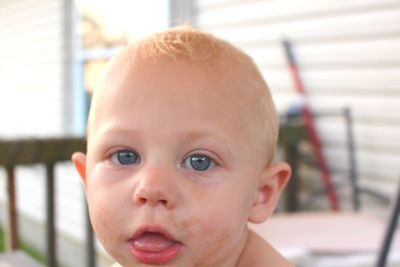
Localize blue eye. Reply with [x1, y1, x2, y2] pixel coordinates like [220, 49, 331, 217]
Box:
[111, 150, 139, 165]
[184, 154, 215, 171]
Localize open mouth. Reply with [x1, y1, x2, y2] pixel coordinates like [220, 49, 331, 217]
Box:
[128, 227, 183, 265]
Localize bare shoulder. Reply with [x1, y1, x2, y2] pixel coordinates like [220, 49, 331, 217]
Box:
[237, 230, 294, 267]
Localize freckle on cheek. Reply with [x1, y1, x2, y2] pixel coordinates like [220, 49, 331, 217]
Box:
[179, 217, 199, 228]
[175, 217, 203, 240]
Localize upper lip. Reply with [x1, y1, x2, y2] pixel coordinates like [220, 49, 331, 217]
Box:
[129, 224, 180, 243]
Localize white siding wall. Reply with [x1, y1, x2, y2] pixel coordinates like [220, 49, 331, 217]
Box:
[0, 0, 65, 137]
[195, 0, 400, 199]
[0, 1, 92, 266]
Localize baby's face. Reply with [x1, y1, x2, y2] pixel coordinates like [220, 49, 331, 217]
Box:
[84, 58, 269, 267]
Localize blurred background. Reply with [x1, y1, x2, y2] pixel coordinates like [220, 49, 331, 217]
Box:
[0, 0, 399, 266]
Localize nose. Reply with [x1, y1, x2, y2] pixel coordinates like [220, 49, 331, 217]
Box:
[132, 165, 179, 209]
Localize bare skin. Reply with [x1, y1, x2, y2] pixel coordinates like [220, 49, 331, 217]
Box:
[73, 52, 292, 267]
[236, 230, 294, 267]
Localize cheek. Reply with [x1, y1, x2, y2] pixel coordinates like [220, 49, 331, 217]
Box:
[187, 215, 243, 266]
[86, 180, 128, 246]
[87, 199, 131, 264]
[87, 193, 116, 237]
[179, 194, 249, 265]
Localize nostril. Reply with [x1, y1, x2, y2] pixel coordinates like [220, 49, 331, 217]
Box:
[139, 197, 147, 205]
[134, 194, 147, 205]
[159, 199, 168, 206]
[133, 193, 169, 207]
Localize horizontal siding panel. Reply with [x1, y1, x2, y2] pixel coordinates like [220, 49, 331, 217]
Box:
[0, 0, 64, 137]
[57, 216, 85, 241]
[198, 0, 399, 18]
[2, 66, 62, 82]
[297, 147, 398, 186]
[0, 11, 61, 33]
[274, 95, 400, 124]
[290, 38, 400, 67]
[305, 95, 399, 112]
[0, 31, 63, 57]
[298, 171, 398, 207]
[295, 68, 400, 87]
[0, 0, 61, 22]
[55, 164, 86, 240]
[246, 38, 400, 69]
[261, 69, 294, 89]
[0, 53, 64, 66]
[0, 0, 58, 9]
[261, 68, 400, 93]
[196, 0, 235, 9]
[323, 146, 400, 182]
[0, 102, 62, 118]
[198, 0, 400, 26]
[16, 166, 46, 221]
[201, 8, 400, 44]
[314, 120, 400, 151]
[0, 82, 62, 95]
[245, 45, 284, 66]
[0, 119, 64, 137]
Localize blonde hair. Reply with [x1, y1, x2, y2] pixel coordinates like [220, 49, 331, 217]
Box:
[91, 25, 279, 165]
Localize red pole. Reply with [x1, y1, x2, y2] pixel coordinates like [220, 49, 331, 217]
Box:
[283, 40, 340, 211]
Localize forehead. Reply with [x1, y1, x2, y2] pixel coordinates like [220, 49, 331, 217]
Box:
[92, 57, 257, 125]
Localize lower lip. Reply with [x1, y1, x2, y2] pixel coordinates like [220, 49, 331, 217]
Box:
[128, 241, 183, 265]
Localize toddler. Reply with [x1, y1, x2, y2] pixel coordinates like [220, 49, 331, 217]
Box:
[72, 26, 292, 267]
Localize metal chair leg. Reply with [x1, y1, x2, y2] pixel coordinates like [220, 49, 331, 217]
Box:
[376, 178, 400, 267]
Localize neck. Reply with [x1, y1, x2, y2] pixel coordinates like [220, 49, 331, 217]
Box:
[235, 229, 294, 267]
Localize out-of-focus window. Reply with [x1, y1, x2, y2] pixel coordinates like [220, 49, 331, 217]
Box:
[76, 0, 170, 93]
[77, 0, 170, 49]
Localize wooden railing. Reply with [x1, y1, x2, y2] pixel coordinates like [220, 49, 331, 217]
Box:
[0, 137, 95, 267]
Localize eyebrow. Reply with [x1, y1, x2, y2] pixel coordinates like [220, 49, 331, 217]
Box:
[94, 122, 233, 140]
[90, 126, 234, 152]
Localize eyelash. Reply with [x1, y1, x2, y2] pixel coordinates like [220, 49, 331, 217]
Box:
[108, 149, 218, 172]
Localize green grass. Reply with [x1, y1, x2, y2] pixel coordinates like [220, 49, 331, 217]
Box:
[0, 225, 45, 263]
[0, 227, 4, 252]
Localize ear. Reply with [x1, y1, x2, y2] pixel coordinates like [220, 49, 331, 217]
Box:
[72, 152, 87, 185]
[249, 162, 291, 224]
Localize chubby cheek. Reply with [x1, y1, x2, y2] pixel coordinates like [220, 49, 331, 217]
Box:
[181, 202, 248, 266]
[88, 195, 114, 239]
[86, 180, 128, 252]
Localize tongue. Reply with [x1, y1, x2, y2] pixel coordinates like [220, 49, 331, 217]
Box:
[132, 232, 176, 252]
